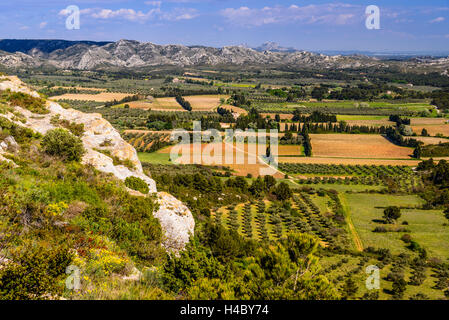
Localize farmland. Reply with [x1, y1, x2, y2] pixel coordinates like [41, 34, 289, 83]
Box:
[343, 194, 449, 260]
[50, 92, 131, 102]
[15, 61, 449, 301]
[184, 94, 228, 111]
[309, 134, 413, 159]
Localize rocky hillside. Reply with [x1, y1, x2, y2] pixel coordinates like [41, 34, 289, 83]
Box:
[0, 75, 194, 252]
[0, 39, 384, 70]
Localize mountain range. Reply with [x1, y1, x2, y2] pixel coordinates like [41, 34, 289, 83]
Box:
[0, 39, 448, 72]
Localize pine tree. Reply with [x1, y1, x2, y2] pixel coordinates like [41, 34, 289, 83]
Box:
[413, 145, 422, 159]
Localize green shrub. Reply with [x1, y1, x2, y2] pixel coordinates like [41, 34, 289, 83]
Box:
[125, 176, 149, 194]
[41, 128, 85, 162]
[0, 244, 73, 300]
[2, 90, 48, 114]
[94, 148, 136, 170]
[50, 115, 85, 137]
[0, 116, 36, 143]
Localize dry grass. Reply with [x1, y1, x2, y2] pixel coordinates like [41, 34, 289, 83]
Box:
[157, 142, 282, 177]
[183, 76, 210, 83]
[123, 101, 154, 110]
[261, 113, 293, 120]
[150, 97, 185, 111]
[413, 136, 449, 145]
[410, 118, 449, 136]
[51, 92, 131, 102]
[184, 95, 229, 111]
[278, 145, 302, 156]
[221, 104, 248, 115]
[410, 118, 448, 125]
[345, 119, 395, 127]
[53, 86, 107, 92]
[310, 134, 413, 158]
[279, 157, 421, 166]
[412, 125, 449, 136]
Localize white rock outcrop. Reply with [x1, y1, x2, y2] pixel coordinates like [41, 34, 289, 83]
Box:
[154, 192, 195, 252]
[0, 76, 194, 251]
[0, 135, 18, 166]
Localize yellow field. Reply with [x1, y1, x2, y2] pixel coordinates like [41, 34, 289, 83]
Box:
[410, 118, 448, 125]
[413, 136, 449, 145]
[156, 142, 282, 178]
[150, 97, 185, 111]
[50, 92, 131, 102]
[279, 157, 421, 166]
[184, 95, 229, 111]
[53, 86, 107, 92]
[412, 125, 449, 136]
[345, 119, 395, 127]
[261, 113, 293, 120]
[278, 145, 302, 156]
[310, 134, 413, 159]
[221, 104, 248, 115]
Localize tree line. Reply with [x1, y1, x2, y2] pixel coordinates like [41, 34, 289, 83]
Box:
[175, 95, 192, 111]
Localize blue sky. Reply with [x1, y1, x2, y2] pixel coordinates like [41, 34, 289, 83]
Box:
[1, 0, 449, 52]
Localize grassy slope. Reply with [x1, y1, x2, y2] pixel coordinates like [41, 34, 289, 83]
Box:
[343, 193, 449, 259]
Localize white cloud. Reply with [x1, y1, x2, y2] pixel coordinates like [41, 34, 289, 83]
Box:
[430, 17, 445, 23]
[39, 22, 48, 29]
[91, 8, 161, 21]
[59, 6, 198, 23]
[58, 8, 70, 16]
[58, 8, 92, 16]
[220, 3, 361, 27]
[162, 8, 198, 21]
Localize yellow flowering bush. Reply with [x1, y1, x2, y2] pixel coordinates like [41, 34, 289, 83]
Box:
[44, 201, 68, 217]
[86, 248, 129, 277]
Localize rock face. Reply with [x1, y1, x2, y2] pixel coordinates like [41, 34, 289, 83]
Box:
[154, 192, 195, 252]
[0, 136, 18, 165]
[0, 39, 382, 70]
[0, 76, 194, 251]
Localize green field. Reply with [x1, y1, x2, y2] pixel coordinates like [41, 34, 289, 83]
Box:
[298, 100, 433, 111]
[343, 193, 449, 259]
[319, 253, 446, 300]
[295, 183, 384, 192]
[138, 151, 173, 164]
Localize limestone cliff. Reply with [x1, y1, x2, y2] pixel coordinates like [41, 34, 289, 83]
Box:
[0, 76, 194, 252]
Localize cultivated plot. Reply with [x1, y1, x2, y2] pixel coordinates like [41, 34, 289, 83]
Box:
[343, 193, 449, 260]
[310, 134, 413, 159]
[50, 92, 131, 102]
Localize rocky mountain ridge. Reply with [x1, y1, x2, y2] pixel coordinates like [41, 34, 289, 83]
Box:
[0, 39, 383, 70]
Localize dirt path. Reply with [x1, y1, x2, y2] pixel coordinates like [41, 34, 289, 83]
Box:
[339, 194, 363, 251]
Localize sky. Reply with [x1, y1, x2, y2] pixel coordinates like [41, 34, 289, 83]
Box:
[1, 0, 449, 52]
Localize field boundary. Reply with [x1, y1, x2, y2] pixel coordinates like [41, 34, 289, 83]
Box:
[339, 194, 363, 252]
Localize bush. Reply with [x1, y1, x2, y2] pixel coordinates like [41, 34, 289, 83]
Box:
[41, 128, 85, 162]
[0, 244, 73, 300]
[0, 116, 36, 143]
[125, 176, 149, 194]
[383, 206, 401, 223]
[50, 115, 85, 137]
[401, 234, 412, 243]
[273, 182, 292, 201]
[373, 226, 387, 233]
[2, 90, 48, 114]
